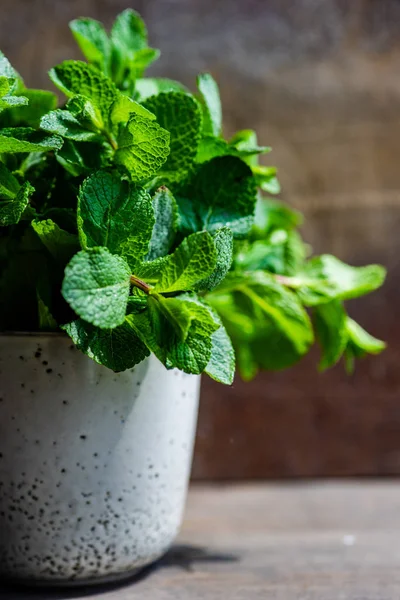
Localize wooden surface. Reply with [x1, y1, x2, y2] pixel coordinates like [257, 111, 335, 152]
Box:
[1, 0, 400, 477]
[3, 482, 400, 599]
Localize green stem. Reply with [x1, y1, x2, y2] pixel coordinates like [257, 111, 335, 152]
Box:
[130, 275, 152, 294]
[102, 129, 118, 151]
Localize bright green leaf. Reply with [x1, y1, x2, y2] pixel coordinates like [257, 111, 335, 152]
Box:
[115, 113, 170, 181]
[62, 247, 131, 329]
[197, 73, 222, 137]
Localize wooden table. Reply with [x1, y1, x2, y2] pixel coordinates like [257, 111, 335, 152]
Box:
[2, 482, 400, 599]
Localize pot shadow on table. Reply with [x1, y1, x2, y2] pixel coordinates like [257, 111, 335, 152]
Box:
[0, 545, 239, 599]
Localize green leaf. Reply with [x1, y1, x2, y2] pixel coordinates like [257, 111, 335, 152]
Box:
[128, 293, 219, 374]
[134, 78, 188, 101]
[130, 47, 160, 77]
[64, 318, 149, 372]
[56, 139, 111, 177]
[78, 170, 154, 269]
[146, 186, 178, 260]
[313, 301, 348, 371]
[143, 92, 202, 177]
[115, 114, 170, 181]
[141, 231, 217, 293]
[346, 317, 386, 356]
[49, 60, 118, 121]
[229, 129, 271, 166]
[0, 51, 21, 84]
[205, 311, 235, 384]
[208, 271, 314, 376]
[0, 127, 63, 153]
[0, 181, 34, 226]
[296, 255, 386, 306]
[109, 93, 155, 129]
[252, 197, 302, 240]
[344, 318, 386, 373]
[178, 156, 257, 237]
[2, 89, 57, 127]
[197, 227, 233, 291]
[0, 161, 20, 199]
[70, 18, 111, 73]
[62, 248, 131, 329]
[196, 136, 271, 164]
[111, 9, 148, 54]
[197, 73, 222, 137]
[40, 108, 102, 142]
[37, 290, 58, 330]
[252, 165, 281, 194]
[32, 218, 79, 263]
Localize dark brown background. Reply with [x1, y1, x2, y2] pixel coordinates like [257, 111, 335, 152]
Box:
[1, 0, 399, 478]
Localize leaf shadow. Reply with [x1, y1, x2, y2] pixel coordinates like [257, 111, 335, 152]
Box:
[0, 544, 239, 599]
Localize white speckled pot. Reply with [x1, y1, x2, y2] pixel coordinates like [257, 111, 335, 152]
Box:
[0, 334, 200, 586]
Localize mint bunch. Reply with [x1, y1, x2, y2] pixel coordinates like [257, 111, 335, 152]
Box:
[0, 10, 386, 384]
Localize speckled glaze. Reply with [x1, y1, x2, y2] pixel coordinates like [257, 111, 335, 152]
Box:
[0, 334, 200, 586]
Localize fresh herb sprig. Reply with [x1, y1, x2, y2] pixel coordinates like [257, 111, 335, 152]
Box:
[0, 9, 386, 383]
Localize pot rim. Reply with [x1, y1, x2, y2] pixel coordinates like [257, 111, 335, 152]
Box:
[0, 331, 67, 338]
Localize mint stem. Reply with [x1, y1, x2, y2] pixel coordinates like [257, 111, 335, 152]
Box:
[130, 275, 152, 294]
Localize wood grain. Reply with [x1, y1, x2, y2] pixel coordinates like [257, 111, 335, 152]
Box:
[2, 482, 400, 599]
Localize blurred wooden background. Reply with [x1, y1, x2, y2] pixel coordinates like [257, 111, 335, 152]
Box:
[1, 0, 399, 478]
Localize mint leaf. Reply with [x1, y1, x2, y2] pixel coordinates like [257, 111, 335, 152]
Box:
[115, 114, 170, 181]
[139, 231, 217, 293]
[0, 127, 63, 153]
[78, 170, 154, 269]
[0, 181, 34, 226]
[143, 92, 202, 177]
[252, 197, 302, 240]
[0, 51, 21, 84]
[56, 139, 111, 177]
[146, 186, 178, 260]
[197, 73, 222, 137]
[296, 255, 386, 305]
[229, 129, 271, 165]
[32, 218, 79, 263]
[346, 318, 386, 356]
[64, 318, 149, 372]
[134, 78, 188, 101]
[40, 108, 102, 142]
[49, 60, 118, 121]
[197, 227, 233, 291]
[313, 300, 348, 371]
[111, 9, 147, 53]
[178, 156, 257, 237]
[0, 161, 20, 199]
[128, 293, 219, 374]
[205, 311, 235, 385]
[2, 89, 57, 128]
[70, 18, 111, 73]
[37, 290, 58, 330]
[252, 165, 281, 194]
[208, 271, 314, 376]
[344, 318, 386, 373]
[109, 94, 155, 129]
[62, 248, 131, 329]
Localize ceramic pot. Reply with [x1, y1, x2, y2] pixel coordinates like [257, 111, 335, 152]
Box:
[0, 333, 200, 586]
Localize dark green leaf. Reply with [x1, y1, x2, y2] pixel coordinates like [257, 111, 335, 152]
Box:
[178, 156, 257, 238]
[78, 170, 154, 269]
[64, 318, 149, 372]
